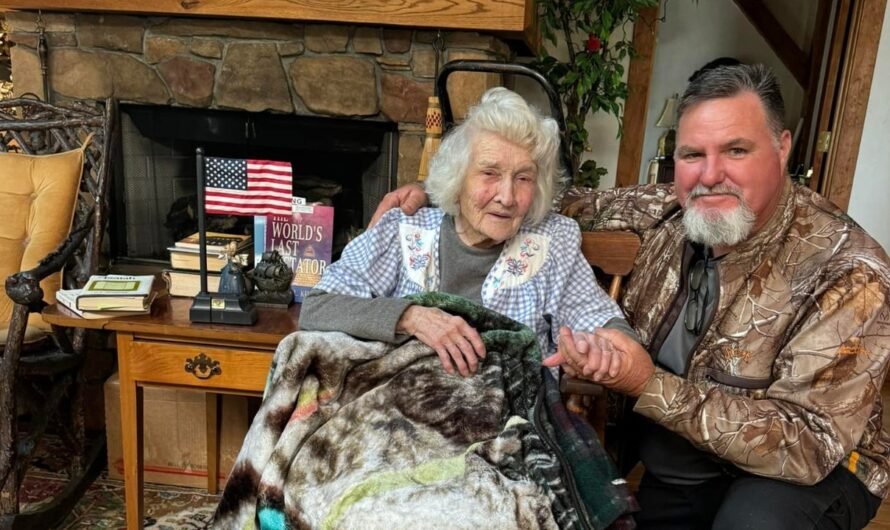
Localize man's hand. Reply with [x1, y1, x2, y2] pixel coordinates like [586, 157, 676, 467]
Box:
[397, 305, 486, 377]
[368, 183, 428, 227]
[543, 326, 655, 397]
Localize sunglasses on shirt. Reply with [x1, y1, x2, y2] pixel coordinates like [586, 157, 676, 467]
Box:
[685, 259, 708, 335]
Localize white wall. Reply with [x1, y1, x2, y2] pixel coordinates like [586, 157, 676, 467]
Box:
[848, 4, 890, 252]
[638, 0, 806, 183]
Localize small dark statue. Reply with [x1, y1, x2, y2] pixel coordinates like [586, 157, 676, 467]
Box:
[250, 250, 295, 308]
[218, 242, 252, 296]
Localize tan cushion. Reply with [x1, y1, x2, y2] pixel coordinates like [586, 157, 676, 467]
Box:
[0, 323, 50, 347]
[0, 148, 85, 330]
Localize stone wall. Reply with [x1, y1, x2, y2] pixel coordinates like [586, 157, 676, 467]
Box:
[5, 12, 513, 185]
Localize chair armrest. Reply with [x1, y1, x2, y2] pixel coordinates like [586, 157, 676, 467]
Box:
[560, 376, 605, 397]
[4, 211, 94, 311]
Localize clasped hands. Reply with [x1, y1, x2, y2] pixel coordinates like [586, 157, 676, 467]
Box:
[544, 327, 655, 397]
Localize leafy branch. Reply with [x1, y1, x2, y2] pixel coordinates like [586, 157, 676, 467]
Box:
[535, 0, 657, 188]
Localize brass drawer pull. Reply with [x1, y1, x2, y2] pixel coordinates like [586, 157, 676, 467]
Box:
[184, 353, 221, 380]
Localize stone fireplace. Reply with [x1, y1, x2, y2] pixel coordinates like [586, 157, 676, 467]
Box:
[4, 11, 516, 261]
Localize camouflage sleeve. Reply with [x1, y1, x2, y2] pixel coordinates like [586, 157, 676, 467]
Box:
[633, 264, 890, 485]
[560, 183, 679, 233]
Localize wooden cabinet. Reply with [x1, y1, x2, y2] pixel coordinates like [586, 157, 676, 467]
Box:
[121, 337, 273, 393]
[43, 296, 300, 529]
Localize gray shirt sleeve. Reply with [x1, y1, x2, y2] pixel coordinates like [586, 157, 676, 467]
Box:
[299, 288, 414, 343]
[603, 316, 640, 343]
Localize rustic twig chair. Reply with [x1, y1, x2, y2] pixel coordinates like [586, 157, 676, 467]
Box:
[0, 96, 116, 528]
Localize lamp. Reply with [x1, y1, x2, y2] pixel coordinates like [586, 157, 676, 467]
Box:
[646, 94, 678, 184]
[647, 94, 679, 184]
[655, 93, 678, 156]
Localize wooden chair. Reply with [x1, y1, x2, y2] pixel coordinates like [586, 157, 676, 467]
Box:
[0, 97, 116, 528]
[560, 231, 641, 442]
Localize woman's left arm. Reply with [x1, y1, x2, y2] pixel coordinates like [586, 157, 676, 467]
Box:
[300, 209, 413, 341]
[541, 219, 639, 381]
[300, 289, 413, 343]
[549, 218, 626, 338]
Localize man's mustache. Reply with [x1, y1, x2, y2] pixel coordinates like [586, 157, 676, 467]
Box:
[687, 183, 743, 200]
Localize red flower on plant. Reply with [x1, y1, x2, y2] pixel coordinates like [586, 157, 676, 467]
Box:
[586, 34, 602, 53]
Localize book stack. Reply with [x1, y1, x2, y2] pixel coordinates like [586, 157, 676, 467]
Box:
[165, 232, 251, 297]
[56, 275, 157, 319]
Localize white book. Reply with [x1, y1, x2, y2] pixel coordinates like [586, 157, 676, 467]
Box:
[56, 288, 151, 319]
[75, 274, 156, 311]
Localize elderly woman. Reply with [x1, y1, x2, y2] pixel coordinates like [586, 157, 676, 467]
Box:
[300, 87, 631, 375]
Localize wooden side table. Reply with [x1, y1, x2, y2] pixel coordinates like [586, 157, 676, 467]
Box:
[43, 296, 300, 530]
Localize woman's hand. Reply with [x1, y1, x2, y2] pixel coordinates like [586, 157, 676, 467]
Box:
[397, 305, 486, 377]
[543, 326, 654, 397]
[554, 327, 622, 381]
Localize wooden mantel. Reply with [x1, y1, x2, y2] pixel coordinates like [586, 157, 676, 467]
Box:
[0, 0, 539, 49]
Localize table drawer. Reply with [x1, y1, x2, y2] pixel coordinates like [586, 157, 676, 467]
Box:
[124, 340, 273, 392]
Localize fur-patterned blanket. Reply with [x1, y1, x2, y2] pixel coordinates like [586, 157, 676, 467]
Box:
[211, 293, 634, 530]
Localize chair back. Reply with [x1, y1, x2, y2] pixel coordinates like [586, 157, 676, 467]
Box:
[580, 231, 641, 300]
[0, 97, 117, 291]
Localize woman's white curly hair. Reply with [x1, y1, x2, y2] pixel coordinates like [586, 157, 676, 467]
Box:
[425, 87, 563, 226]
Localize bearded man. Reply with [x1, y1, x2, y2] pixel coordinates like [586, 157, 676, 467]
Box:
[373, 64, 890, 529]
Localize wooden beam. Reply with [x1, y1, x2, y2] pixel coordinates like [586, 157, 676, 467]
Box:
[615, 6, 658, 188]
[0, 0, 531, 34]
[733, 0, 809, 86]
[820, 0, 887, 211]
[520, 0, 541, 56]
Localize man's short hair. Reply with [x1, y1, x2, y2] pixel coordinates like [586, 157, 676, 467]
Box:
[687, 57, 742, 83]
[677, 63, 786, 140]
[425, 87, 562, 226]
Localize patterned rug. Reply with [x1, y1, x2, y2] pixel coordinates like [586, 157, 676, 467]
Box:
[15, 430, 220, 529]
[22, 470, 219, 529]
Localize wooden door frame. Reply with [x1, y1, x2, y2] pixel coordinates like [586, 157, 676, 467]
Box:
[615, 0, 887, 208]
[817, 0, 887, 211]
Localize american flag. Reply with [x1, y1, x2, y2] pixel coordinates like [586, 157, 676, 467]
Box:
[204, 157, 293, 216]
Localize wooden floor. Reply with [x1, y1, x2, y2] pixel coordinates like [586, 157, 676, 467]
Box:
[870, 503, 890, 529]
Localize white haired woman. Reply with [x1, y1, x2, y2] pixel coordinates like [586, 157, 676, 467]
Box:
[300, 87, 632, 376]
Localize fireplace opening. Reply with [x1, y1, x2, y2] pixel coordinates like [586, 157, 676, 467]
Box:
[111, 104, 398, 265]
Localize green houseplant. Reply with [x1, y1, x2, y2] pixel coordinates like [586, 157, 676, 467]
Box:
[536, 0, 658, 188]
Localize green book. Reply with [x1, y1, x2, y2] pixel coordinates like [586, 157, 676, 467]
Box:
[76, 274, 156, 311]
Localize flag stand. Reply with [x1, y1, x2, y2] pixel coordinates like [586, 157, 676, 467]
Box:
[189, 147, 257, 325]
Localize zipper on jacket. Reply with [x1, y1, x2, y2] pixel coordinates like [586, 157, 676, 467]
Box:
[530, 384, 595, 530]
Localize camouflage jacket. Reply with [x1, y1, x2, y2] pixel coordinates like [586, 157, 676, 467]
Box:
[563, 180, 890, 498]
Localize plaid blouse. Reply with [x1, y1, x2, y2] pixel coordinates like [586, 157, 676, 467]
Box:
[315, 208, 623, 354]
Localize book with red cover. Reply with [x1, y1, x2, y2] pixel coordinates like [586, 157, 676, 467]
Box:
[254, 199, 334, 303]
